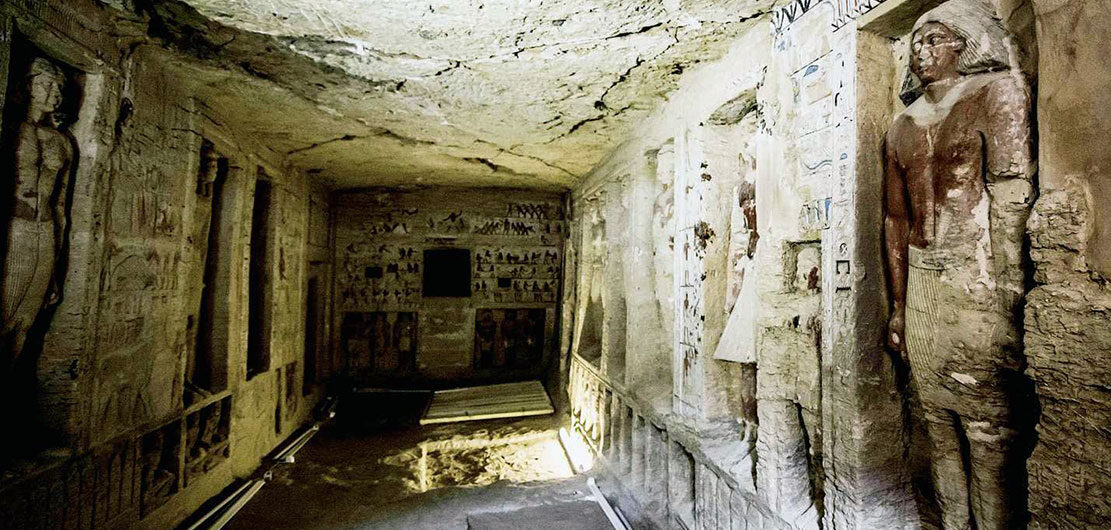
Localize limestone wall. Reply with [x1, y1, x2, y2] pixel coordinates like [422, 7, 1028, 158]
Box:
[0, 1, 329, 528]
[1023, 0, 1111, 527]
[332, 188, 565, 384]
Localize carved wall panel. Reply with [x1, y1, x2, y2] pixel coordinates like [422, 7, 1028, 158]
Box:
[472, 247, 560, 304]
[341, 311, 418, 377]
[184, 397, 230, 487]
[473, 308, 546, 369]
[0, 437, 138, 529]
[333, 188, 564, 381]
[139, 421, 181, 517]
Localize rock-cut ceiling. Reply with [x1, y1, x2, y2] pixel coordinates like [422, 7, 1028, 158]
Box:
[149, 0, 773, 189]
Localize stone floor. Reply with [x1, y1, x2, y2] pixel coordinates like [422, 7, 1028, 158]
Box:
[225, 393, 615, 530]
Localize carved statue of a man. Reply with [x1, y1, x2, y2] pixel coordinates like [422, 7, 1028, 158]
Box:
[2, 58, 74, 365]
[883, 2, 1034, 529]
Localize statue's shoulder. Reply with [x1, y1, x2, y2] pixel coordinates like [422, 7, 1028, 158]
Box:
[981, 72, 1031, 105]
[890, 100, 923, 133]
[971, 71, 1028, 100]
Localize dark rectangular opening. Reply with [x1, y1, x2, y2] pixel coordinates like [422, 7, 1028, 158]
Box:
[247, 175, 273, 379]
[422, 248, 471, 297]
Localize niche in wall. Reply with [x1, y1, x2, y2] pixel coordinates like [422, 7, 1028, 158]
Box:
[422, 248, 471, 297]
[246, 174, 273, 378]
[284, 361, 298, 421]
[303, 273, 322, 395]
[0, 37, 86, 456]
[185, 140, 231, 405]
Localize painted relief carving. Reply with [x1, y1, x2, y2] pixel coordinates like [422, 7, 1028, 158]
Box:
[473, 247, 560, 303]
[2, 57, 76, 373]
[883, 2, 1034, 529]
[340, 245, 420, 308]
[474, 308, 545, 369]
[341, 312, 418, 376]
[139, 424, 180, 515]
[185, 398, 230, 484]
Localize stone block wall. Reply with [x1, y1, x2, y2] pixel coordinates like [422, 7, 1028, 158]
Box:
[0, 0, 330, 528]
[332, 187, 565, 384]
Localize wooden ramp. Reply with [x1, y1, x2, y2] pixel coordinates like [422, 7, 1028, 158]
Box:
[420, 380, 554, 425]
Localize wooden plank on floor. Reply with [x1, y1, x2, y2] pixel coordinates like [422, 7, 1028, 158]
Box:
[420, 380, 554, 425]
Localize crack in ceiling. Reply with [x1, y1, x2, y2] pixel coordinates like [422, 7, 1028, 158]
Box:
[145, 0, 773, 189]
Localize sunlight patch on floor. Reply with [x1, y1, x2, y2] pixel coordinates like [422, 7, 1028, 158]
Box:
[381, 425, 574, 493]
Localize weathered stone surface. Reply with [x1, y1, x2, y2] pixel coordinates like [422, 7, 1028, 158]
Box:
[142, 0, 775, 189]
[0, 1, 331, 528]
[1021, 2, 1111, 520]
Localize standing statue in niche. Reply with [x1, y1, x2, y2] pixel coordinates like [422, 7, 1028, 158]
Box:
[2, 58, 75, 372]
[883, 2, 1033, 529]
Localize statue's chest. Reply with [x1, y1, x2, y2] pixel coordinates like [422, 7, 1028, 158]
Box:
[908, 106, 982, 160]
[35, 128, 69, 177]
[898, 99, 987, 190]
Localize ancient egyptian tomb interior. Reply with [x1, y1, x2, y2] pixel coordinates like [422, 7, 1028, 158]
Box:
[0, 0, 1108, 529]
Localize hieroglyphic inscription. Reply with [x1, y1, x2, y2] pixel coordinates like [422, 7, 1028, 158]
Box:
[473, 246, 560, 304]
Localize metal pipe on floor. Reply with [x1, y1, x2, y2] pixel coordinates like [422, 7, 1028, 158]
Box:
[183, 480, 255, 530]
[207, 479, 268, 530]
[188, 397, 339, 529]
[272, 424, 320, 464]
[587, 477, 629, 530]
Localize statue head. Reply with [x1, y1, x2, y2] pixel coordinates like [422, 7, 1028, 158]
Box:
[198, 141, 220, 197]
[911, 22, 965, 85]
[902, 0, 1015, 101]
[26, 58, 65, 121]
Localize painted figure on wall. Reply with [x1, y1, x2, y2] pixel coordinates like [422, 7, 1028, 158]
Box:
[2, 57, 75, 369]
[394, 313, 416, 371]
[883, 2, 1033, 529]
[475, 309, 497, 368]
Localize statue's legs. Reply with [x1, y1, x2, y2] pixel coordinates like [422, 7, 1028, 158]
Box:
[2, 220, 54, 360]
[906, 264, 973, 530]
[922, 409, 974, 530]
[964, 414, 1018, 530]
[907, 256, 1021, 530]
[945, 305, 1020, 530]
